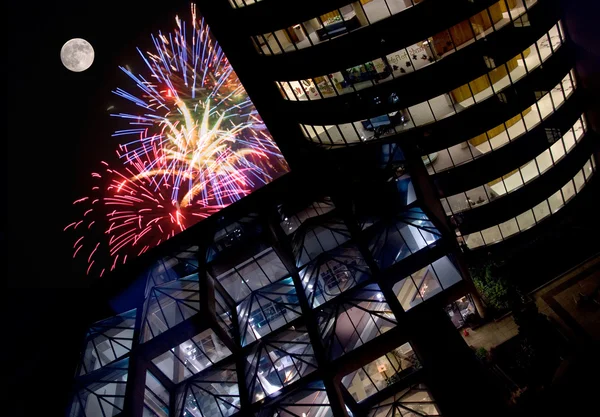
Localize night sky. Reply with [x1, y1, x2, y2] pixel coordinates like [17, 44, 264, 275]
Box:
[5, 1, 188, 415]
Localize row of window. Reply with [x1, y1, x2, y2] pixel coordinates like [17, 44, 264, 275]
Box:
[229, 0, 261, 9]
[441, 114, 586, 217]
[276, 0, 537, 101]
[299, 22, 563, 146]
[424, 70, 576, 175]
[458, 156, 596, 249]
[252, 0, 422, 56]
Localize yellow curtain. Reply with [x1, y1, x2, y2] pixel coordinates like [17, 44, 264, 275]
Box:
[500, 0, 518, 13]
[320, 10, 341, 24]
[431, 0, 504, 55]
[450, 54, 520, 102]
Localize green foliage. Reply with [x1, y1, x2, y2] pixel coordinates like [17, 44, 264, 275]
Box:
[475, 347, 488, 362]
[471, 263, 513, 311]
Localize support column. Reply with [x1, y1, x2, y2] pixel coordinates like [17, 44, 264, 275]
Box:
[122, 299, 146, 417]
[265, 213, 350, 417]
[350, 2, 369, 27]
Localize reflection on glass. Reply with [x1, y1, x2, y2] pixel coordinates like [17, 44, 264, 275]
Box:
[237, 277, 301, 346]
[213, 248, 289, 303]
[177, 362, 240, 417]
[152, 329, 232, 384]
[319, 284, 397, 359]
[245, 327, 317, 402]
[78, 309, 136, 376]
[69, 359, 129, 417]
[393, 256, 462, 311]
[368, 208, 441, 270]
[279, 198, 336, 235]
[292, 218, 351, 267]
[142, 245, 199, 297]
[144, 371, 169, 417]
[300, 245, 371, 308]
[342, 342, 422, 402]
[142, 276, 200, 342]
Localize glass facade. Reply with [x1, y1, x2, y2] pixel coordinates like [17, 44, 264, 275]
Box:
[77, 309, 136, 376]
[425, 70, 577, 175]
[318, 283, 397, 359]
[245, 326, 318, 401]
[252, 0, 420, 56]
[69, 359, 129, 417]
[366, 207, 442, 270]
[459, 156, 596, 249]
[341, 342, 421, 402]
[69, 194, 464, 416]
[299, 22, 564, 145]
[299, 244, 371, 308]
[393, 256, 463, 311]
[367, 383, 442, 416]
[176, 361, 240, 417]
[277, 0, 538, 101]
[152, 329, 232, 384]
[440, 113, 586, 217]
[144, 371, 170, 417]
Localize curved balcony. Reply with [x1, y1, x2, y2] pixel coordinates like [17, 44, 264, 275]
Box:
[296, 23, 566, 146]
[275, 0, 540, 101]
[457, 153, 596, 249]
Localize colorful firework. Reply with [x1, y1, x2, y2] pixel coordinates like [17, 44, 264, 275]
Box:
[66, 4, 289, 276]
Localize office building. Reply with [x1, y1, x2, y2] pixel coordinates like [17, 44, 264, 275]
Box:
[67, 1, 598, 416]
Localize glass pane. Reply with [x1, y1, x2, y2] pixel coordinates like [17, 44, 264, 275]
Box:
[498, 218, 519, 238]
[515, 209, 536, 232]
[481, 225, 502, 245]
[548, 189, 565, 213]
[363, 0, 393, 24]
[561, 179, 576, 202]
[521, 157, 541, 183]
[429, 93, 456, 120]
[573, 169, 585, 192]
[549, 138, 567, 163]
[342, 342, 421, 402]
[393, 276, 422, 311]
[408, 101, 435, 126]
[532, 200, 551, 222]
[464, 231, 484, 249]
[152, 329, 231, 383]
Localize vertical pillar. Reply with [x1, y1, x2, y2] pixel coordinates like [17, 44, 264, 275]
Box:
[122, 294, 146, 417]
[351, 2, 369, 27]
[265, 213, 350, 417]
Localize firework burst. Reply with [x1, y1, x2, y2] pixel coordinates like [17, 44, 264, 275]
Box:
[67, 4, 288, 276]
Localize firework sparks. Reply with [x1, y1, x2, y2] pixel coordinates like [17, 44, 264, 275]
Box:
[67, 4, 288, 276]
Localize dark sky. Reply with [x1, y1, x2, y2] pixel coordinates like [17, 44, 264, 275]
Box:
[6, 1, 185, 288]
[5, 1, 186, 415]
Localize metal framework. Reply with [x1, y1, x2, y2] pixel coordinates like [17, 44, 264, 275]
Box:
[68, 193, 476, 417]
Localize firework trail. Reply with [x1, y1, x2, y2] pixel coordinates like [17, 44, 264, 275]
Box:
[66, 4, 288, 276]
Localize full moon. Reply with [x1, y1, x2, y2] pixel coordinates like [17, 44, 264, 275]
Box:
[60, 38, 94, 72]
